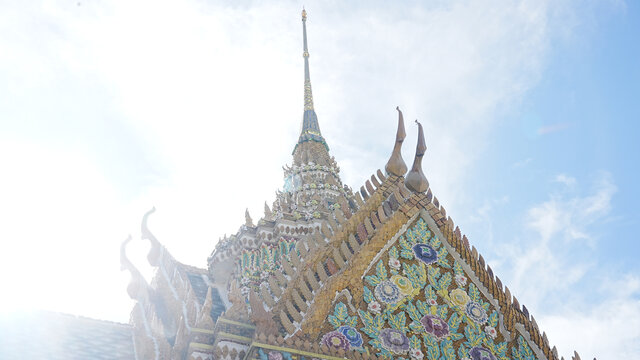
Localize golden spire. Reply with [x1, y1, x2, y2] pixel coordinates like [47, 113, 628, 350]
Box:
[385, 106, 408, 176]
[302, 7, 313, 111]
[294, 8, 328, 152]
[405, 120, 429, 193]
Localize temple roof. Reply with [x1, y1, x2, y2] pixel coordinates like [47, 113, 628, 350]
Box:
[0, 311, 135, 360]
[242, 110, 569, 360]
[120, 11, 589, 360]
[185, 269, 225, 322]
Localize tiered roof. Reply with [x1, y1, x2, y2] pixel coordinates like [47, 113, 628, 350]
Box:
[0, 311, 135, 360]
[116, 9, 591, 360]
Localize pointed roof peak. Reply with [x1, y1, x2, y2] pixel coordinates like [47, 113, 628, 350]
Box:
[294, 8, 328, 154]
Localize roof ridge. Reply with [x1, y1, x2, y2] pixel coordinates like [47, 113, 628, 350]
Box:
[5, 310, 134, 328]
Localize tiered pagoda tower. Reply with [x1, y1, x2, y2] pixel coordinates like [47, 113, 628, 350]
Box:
[118, 10, 589, 360]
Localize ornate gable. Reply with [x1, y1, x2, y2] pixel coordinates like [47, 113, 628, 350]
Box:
[306, 213, 541, 360]
[277, 108, 558, 359]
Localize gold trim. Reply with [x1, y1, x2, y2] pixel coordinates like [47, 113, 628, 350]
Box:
[217, 331, 253, 343]
[189, 342, 214, 350]
[252, 342, 352, 360]
[191, 327, 214, 334]
[217, 318, 256, 329]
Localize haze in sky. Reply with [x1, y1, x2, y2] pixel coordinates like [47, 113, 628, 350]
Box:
[0, 1, 639, 359]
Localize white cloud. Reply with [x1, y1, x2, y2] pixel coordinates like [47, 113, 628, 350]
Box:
[542, 274, 640, 359]
[468, 196, 510, 247]
[492, 172, 635, 359]
[526, 172, 615, 246]
[554, 173, 577, 186]
[513, 157, 534, 168]
[0, 139, 137, 321]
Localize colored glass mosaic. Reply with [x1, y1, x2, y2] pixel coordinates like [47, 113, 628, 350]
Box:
[321, 217, 539, 360]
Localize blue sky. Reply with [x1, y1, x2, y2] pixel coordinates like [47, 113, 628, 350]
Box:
[456, 2, 640, 355]
[0, 1, 638, 359]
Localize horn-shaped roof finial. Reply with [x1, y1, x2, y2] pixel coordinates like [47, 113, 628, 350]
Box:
[405, 120, 429, 193]
[385, 106, 408, 176]
[120, 235, 151, 302]
[141, 207, 162, 267]
[245, 208, 254, 227]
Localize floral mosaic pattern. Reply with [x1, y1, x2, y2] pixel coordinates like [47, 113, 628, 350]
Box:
[321, 331, 351, 351]
[379, 328, 411, 354]
[375, 280, 402, 304]
[339, 326, 364, 348]
[257, 349, 293, 360]
[322, 302, 364, 351]
[412, 244, 438, 265]
[420, 315, 449, 339]
[323, 217, 538, 360]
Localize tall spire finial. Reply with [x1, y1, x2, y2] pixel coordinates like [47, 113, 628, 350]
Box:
[405, 120, 429, 193]
[294, 8, 328, 153]
[302, 7, 313, 111]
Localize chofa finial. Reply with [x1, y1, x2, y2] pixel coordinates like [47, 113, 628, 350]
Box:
[141, 207, 162, 267]
[385, 106, 408, 177]
[120, 235, 151, 302]
[245, 208, 254, 227]
[405, 120, 429, 193]
[264, 201, 274, 221]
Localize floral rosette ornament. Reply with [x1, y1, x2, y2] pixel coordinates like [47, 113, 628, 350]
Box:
[337, 326, 363, 348]
[388, 257, 401, 270]
[420, 314, 450, 339]
[390, 275, 414, 296]
[427, 298, 437, 306]
[321, 331, 350, 351]
[267, 351, 283, 360]
[485, 325, 497, 339]
[449, 288, 470, 308]
[379, 328, 410, 354]
[409, 348, 425, 360]
[412, 243, 438, 264]
[469, 346, 497, 360]
[374, 280, 401, 304]
[465, 302, 488, 324]
[368, 301, 382, 314]
[455, 274, 467, 286]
